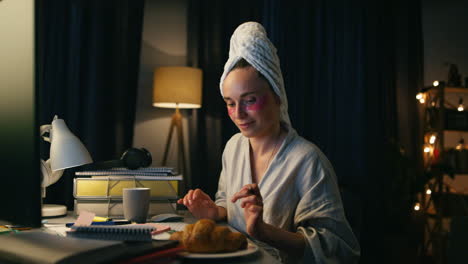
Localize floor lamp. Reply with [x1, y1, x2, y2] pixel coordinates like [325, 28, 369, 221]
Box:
[152, 67, 202, 186]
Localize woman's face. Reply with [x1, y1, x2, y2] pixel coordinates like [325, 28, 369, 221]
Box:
[222, 66, 280, 138]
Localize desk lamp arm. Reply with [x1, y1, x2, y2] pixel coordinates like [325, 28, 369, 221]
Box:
[40, 159, 64, 198]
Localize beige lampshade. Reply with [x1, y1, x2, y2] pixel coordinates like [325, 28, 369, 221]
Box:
[153, 66, 202, 109]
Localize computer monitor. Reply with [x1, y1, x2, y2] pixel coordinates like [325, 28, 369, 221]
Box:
[0, 0, 42, 227]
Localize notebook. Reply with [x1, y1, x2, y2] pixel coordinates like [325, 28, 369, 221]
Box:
[67, 224, 156, 242]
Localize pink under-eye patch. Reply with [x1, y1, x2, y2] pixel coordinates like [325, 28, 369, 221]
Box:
[246, 95, 267, 111]
[228, 107, 235, 116]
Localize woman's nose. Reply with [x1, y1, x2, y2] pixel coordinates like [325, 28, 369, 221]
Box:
[234, 105, 247, 119]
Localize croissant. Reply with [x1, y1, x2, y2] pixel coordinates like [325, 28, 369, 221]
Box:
[169, 219, 247, 253]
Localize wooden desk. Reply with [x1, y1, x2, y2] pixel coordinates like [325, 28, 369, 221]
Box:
[43, 211, 281, 264]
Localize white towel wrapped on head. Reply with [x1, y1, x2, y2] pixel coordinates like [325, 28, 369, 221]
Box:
[219, 21, 291, 128]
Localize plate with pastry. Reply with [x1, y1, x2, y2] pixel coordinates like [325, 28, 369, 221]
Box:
[169, 219, 259, 259]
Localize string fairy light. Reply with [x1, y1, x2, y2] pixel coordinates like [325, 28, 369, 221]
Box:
[414, 202, 421, 211]
[458, 97, 464, 112]
[424, 145, 432, 153]
[456, 138, 464, 150]
[416, 81, 440, 105]
[416, 80, 443, 215]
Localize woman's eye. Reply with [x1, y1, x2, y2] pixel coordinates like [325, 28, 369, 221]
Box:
[226, 103, 235, 107]
[245, 98, 256, 104]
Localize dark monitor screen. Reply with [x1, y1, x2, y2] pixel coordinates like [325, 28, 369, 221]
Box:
[0, 0, 42, 227]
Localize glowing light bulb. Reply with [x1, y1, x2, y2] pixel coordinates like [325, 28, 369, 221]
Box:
[416, 93, 423, 100]
[456, 138, 464, 150]
[426, 189, 432, 195]
[429, 135, 436, 144]
[424, 146, 431, 153]
[458, 97, 464, 112]
[433, 80, 439, 87]
[419, 98, 426, 104]
[414, 203, 421, 211]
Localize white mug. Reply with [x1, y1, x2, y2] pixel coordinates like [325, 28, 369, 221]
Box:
[123, 188, 150, 223]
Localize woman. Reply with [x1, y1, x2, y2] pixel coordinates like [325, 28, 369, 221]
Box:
[177, 22, 360, 263]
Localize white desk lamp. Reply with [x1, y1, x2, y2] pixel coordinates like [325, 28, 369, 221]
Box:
[40, 115, 93, 217]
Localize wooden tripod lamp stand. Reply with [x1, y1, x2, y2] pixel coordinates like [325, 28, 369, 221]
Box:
[152, 67, 202, 178]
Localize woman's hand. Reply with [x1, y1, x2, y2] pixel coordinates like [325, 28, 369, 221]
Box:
[231, 183, 264, 238]
[177, 189, 220, 220]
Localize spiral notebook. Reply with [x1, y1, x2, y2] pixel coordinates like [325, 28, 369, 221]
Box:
[67, 225, 156, 242]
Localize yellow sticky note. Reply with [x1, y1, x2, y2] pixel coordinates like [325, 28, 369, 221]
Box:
[93, 216, 111, 222]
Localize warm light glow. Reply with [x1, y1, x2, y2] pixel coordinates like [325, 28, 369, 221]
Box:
[433, 80, 439, 87]
[426, 189, 432, 195]
[424, 146, 431, 153]
[429, 135, 436, 144]
[431, 101, 436, 107]
[419, 98, 426, 104]
[153, 67, 203, 109]
[456, 138, 464, 150]
[414, 203, 421, 211]
[416, 93, 423, 100]
[458, 105, 464, 111]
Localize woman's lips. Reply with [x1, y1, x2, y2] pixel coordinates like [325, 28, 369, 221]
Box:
[238, 121, 254, 129]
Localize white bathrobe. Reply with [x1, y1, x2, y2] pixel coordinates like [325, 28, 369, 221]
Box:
[215, 128, 361, 263]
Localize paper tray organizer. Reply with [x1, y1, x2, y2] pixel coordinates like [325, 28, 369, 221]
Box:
[73, 176, 181, 199]
[73, 176, 182, 218]
[74, 199, 177, 218]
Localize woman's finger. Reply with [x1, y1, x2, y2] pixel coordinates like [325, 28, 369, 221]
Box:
[193, 188, 209, 200]
[231, 191, 249, 203]
[244, 203, 263, 215]
[187, 189, 195, 200]
[231, 184, 262, 203]
[184, 190, 193, 205]
[247, 204, 263, 213]
[231, 185, 255, 202]
[240, 195, 262, 208]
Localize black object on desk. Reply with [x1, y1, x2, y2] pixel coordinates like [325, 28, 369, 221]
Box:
[0, 231, 177, 264]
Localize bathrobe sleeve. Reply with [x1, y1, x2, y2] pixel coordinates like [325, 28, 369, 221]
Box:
[294, 152, 360, 264]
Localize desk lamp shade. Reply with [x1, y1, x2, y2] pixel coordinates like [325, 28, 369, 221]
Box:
[41, 116, 93, 217]
[48, 118, 93, 171]
[153, 67, 202, 109]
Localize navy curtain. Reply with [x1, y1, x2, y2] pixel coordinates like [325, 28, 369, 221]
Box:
[263, 0, 424, 263]
[37, 0, 145, 209]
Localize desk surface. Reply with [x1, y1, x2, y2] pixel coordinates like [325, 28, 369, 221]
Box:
[41, 211, 280, 264]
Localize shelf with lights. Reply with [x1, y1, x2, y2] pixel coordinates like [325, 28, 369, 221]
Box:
[419, 85, 468, 110]
[415, 80, 468, 263]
